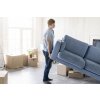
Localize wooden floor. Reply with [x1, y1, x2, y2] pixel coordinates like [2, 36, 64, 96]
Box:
[7, 63, 100, 84]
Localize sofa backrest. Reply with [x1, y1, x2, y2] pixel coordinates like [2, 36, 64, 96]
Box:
[85, 46, 100, 64]
[63, 35, 89, 57]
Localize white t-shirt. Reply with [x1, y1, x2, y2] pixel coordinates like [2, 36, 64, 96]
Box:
[43, 28, 54, 52]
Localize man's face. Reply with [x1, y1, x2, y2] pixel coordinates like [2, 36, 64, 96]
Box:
[49, 23, 55, 29]
[52, 23, 55, 28]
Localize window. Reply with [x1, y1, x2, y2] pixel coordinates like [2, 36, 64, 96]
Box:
[8, 29, 21, 54]
[8, 17, 33, 55]
[22, 29, 32, 53]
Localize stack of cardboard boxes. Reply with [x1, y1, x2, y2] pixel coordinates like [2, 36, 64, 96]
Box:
[57, 64, 84, 79]
[5, 49, 38, 68]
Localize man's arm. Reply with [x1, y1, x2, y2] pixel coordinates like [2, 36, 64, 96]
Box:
[46, 33, 52, 57]
[47, 39, 52, 57]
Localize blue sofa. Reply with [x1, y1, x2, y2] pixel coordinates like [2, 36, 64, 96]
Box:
[51, 35, 100, 81]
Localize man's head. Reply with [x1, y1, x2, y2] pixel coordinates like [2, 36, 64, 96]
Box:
[48, 19, 55, 29]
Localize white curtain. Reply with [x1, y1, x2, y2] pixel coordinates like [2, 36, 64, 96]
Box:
[0, 18, 6, 67]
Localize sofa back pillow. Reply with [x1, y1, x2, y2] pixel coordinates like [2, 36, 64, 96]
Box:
[85, 46, 100, 64]
[64, 35, 89, 57]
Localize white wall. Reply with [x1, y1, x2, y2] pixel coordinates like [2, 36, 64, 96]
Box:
[33, 17, 43, 49]
[0, 17, 43, 53]
[42, 17, 100, 44]
[1, 17, 100, 53]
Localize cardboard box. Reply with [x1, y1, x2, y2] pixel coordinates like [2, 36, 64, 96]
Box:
[22, 54, 28, 66]
[28, 57, 38, 67]
[68, 70, 84, 79]
[6, 55, 24, 69]
[31, 49, 38, 62]
[57, 64, 70, 76]
[28, 49, 38, 67]
[0, 70, 8, 84]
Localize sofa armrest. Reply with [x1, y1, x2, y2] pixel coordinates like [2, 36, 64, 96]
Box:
[51, 40, 62, 60]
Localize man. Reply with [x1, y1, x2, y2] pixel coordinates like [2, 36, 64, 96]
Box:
[43, 19, 55, 84]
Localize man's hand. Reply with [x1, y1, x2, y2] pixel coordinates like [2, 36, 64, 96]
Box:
[49, 53, 51, 58]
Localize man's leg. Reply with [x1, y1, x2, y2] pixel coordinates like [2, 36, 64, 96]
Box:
[43, 50, 50, 81]
[43, 50, 49, 66]
[43, 58, 53, 81]
[43, 50, 53, 81]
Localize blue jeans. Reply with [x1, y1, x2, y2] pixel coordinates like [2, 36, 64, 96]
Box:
[43, 50, 53, 81]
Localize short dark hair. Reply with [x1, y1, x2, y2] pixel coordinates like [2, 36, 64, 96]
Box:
[48, 19, 55, 25]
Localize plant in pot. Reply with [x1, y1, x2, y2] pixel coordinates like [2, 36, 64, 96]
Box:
[28, 50, 33, 58]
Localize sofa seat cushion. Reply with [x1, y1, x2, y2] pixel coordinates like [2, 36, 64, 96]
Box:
[58, 50, 85, 69]
[85, 59, 100, 75]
